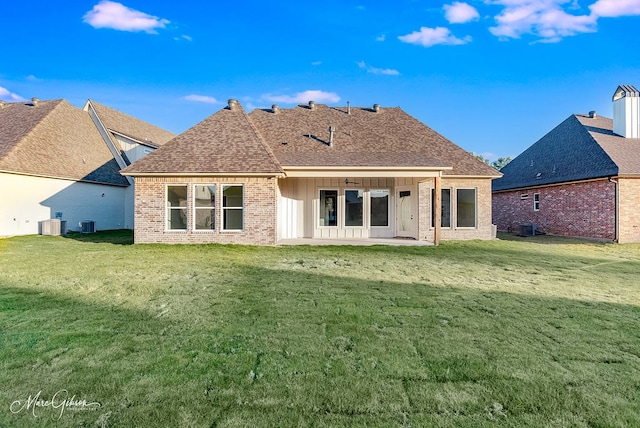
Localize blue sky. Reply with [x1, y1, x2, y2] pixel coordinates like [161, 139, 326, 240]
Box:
[2, 1, 640, 160]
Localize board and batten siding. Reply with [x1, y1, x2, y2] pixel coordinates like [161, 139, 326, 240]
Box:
[112, 134, 156, 165]
[278, 177, 410, 240]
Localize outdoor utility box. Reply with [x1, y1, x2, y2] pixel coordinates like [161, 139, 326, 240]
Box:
[81, 220, 96, 233]
[40, 219, 67, 236]
[519, 223, 537, 236]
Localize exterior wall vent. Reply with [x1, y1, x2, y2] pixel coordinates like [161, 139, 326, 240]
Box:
[612, 85, 639, 138]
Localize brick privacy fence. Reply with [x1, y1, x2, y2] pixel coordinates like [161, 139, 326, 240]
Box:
[133, 176, 277, 245]
[492, 179, 616, 240]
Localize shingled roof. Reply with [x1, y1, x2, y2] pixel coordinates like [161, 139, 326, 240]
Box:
[121, 100, 283, 175]
[123, 101, 499, 177]
[0, 99, 129, 186]
[88, 100, 175, 148]
[492, 113, 640, 192]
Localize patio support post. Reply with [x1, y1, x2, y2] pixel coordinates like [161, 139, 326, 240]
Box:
[434, 175, 441, 246]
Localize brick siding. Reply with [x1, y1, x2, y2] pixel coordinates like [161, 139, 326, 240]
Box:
[618, 177, 640, 243]
[420, 178, 495, 241]
[133, 176, 277, 245]
[492, 179, 616, 240]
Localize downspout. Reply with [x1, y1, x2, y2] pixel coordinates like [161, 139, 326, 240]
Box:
[609, 177, 619, 242]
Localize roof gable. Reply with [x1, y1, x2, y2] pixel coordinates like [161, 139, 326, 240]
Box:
[493, 115, 619, 191]
[0, 99, 128, 186]
[122, 102, 283, 175]
[88, 100, 175, 147]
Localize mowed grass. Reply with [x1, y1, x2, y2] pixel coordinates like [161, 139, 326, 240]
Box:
[0, 232, 639, 427]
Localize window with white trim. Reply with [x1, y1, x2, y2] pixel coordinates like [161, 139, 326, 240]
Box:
[456, 188, 477, 228]
[533, 193, 540, 211]
[194, 185, 216, 230]
[222, 185, 243, 231]
[167, 185, 188, 230]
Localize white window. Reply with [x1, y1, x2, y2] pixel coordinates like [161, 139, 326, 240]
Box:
[166, 185, 187, 230]
[194, 185, 216, 230]
[370, 189, 390, 227]
[222, 185, 243, 231]
[534, 193, 540, 211]
[456, 188, 477, 228]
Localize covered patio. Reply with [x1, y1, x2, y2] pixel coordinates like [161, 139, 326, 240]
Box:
[277, 237, 433, 246]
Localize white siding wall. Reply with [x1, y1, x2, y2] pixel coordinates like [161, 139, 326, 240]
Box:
[0, 172, 129, 236]
[613, 95, 640, 138]
[277, 177, 396, 239]
[113, 134, 155, 164]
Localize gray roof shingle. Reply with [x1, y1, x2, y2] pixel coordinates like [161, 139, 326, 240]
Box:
[89, 100, 175, 147]
[0, 99, 129, 186]
[124, 102, 499, 177]
[492, 112, 640, 192]
[122, 102, 283, 175]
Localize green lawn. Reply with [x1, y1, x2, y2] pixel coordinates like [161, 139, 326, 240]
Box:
[1, 232, 639, 427]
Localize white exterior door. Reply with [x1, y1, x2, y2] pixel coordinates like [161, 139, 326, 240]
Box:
[396, 186, 416, 238]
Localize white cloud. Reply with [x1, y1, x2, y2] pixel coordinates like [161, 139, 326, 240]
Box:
[0, 86, 24, 102]
[174, 34, 192, 42]
[263, 90, 341, 104]
[26, 75, 42, 82]
[311, 61, 322, 66]
[357, 61, 400, 76]
[444, 2, 480, 24]
[376, 34, 386, 42]
[398, 26, 472, 47]
[184, 94, 220, 104]
[590, 0, 640, 17]
[83, 1, 170, 34]
[487, 0, 596, 42]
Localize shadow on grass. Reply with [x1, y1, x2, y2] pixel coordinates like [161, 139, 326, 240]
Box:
[63, 229, 133, 245]
[2, 257, 640, 427]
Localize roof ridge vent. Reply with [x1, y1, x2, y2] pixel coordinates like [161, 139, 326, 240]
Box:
[347, 101, 351, 115]
[272, 104, 279, 114]
[228, 99, 239, 111]
[309, 100, 315, 110]
[589, 111, 597, 118]
[373, 103, 380, 113]
[31, 97, 40, 107]
[0, 100, 5, 109]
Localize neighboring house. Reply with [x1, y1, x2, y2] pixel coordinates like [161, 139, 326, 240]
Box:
[122, 99, 500, 245]
[492, 85, 640, 243]
[0, 98, 174, 236]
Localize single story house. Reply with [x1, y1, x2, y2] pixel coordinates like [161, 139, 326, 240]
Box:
[0, 98, 174, 236]
[122, 100, 500, 245]
[492, 85, 640, 243]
